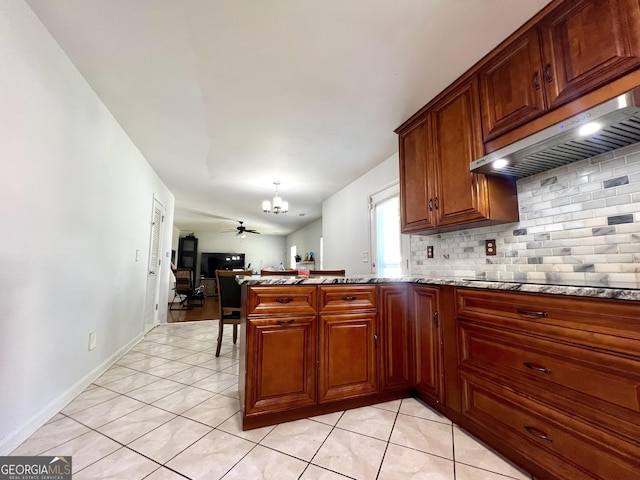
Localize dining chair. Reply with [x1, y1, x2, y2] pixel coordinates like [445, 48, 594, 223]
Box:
[309, 269, 346, 276]
[260, 269, 299, 276]
[214, 269, 253, 357]
[170, 268, 205, 309]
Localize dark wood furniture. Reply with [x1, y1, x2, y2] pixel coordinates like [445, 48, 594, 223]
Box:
[177, 236, 198, 288]
[215, 270, 253, 356]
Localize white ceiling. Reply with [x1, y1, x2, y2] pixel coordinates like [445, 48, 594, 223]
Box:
[26, 0, 551, 235]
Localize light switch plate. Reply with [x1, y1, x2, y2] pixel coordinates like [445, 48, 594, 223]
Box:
[88, 332, 97, 351]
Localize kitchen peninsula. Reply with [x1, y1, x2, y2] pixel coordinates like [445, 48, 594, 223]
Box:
[237, 274, 640, 480]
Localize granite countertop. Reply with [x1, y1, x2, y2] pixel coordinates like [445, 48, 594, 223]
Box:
[237, 275, 640, 302]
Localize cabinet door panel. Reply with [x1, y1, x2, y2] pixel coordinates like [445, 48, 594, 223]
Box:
[379, 285, 412, 392]
[399, 116, 435, 232]
[245, 316, 317, 414]
[319, 313, 378, 402]
[479, 29, 547, 140]
[541, 0, 640, 108]
[431, 79, 488, 227]
[413, 286, 443, 403]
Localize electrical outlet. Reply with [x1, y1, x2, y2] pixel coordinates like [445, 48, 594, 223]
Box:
[427, 246, 434, 258]
[485, 239, 497, 256]
[88, 332, 97, 351]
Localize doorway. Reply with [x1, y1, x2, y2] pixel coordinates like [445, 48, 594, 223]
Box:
[144, 197, 164, 332]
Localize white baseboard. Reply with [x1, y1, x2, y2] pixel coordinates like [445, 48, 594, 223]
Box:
[0, 332, 144, 455]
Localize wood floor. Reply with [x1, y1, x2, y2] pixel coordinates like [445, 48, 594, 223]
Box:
[167, 296, 219, 323]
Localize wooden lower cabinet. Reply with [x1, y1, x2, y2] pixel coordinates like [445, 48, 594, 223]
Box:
[379, 285, 413, 392]
[241, 283, 640, 480]
[244, 315, 317, 415]
[412, 285, 443, 404]
[455, 287, 640, 480]
[318, 312, 378, 403]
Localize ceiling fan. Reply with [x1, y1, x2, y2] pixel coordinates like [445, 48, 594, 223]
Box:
[234, 221, 260, 236]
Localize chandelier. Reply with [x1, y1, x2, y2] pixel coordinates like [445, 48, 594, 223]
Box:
[262, 181, 289, 214]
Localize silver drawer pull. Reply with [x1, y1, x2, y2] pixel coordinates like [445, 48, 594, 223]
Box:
[523, 362, 551, 375]
[276, 319, 295, 325]
[342, 296, 357, 301]
[276, 297, 294, 303]
[517, 308, 548, 318]
[524, 425, 553, 442]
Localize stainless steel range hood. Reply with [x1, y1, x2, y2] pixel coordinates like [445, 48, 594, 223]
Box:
[470, 88, 640, 179]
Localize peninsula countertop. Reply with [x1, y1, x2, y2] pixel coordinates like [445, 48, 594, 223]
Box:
[237, 275, 640, 302]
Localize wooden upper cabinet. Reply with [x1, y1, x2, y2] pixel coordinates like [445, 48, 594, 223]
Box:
[540, 0, 640, 108]
[430, 79, 489, 227]
[479, 30, 547, 140]
[479, 0, 640, 141]
[399, 116, 435, 232]
[398, 77, 518, 233]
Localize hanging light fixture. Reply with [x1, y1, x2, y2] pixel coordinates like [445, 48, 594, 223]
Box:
[262, 181, 289, 214]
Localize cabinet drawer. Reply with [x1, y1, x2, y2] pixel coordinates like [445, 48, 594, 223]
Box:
[247, 286, 316, 315]
[456, 288, 640, 355]
[459, 321, 640, 418]
[319, 286, 377, 312]
[461, 373, 640, 480]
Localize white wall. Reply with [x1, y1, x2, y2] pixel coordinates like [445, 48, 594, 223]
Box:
[0, 0, 175, 454]
[185, 231, 287, 275]
[286, 219, 322, 269]
[323, 153, 399, 274]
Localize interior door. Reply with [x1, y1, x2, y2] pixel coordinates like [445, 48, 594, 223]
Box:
[144, 197, 164, 332]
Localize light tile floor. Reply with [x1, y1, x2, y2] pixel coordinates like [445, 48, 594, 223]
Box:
[11, 320, 534, 480]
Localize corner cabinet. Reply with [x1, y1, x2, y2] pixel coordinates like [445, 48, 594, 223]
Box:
[398, 78, 518, 234]
[479, 0, 640, 141]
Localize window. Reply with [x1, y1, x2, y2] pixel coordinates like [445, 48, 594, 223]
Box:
[369, 183, 409, 276]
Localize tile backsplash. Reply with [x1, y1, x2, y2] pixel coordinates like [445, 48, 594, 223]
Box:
[410, 143, 640, 285]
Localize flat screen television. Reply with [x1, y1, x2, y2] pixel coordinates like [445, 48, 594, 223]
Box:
[200, 252, 246, 278]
